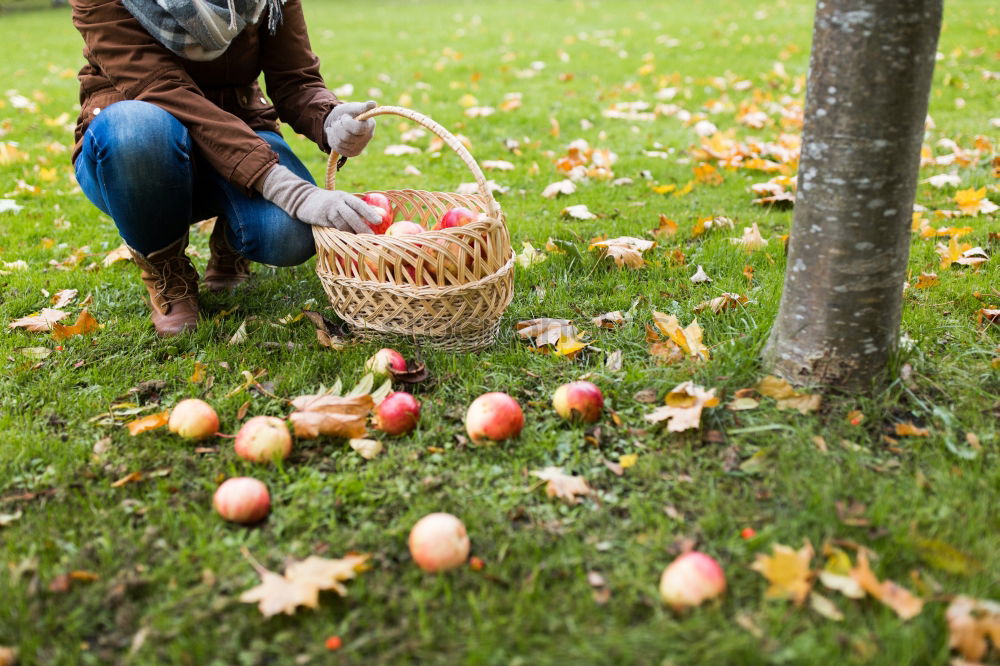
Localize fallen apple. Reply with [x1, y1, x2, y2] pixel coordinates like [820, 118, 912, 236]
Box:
[375, 391, 421, 435]
[408, 512, 470, 572]
[465, 392, 524, 444]
[213, 477, 270, 524]
[168, 398, 219, 440]
[552, 381, 604, 423]
[364, 348, 407, 379]
[234, 416, 292, 463]
[359, 192, 395, 234]
[433, 206, 476, 230]
[658, 551, 726, 611]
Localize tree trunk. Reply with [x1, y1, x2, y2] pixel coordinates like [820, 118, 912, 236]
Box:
[763, 0, 943, 389]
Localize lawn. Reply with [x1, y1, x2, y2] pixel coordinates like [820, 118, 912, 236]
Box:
[1, 0, 998, 664]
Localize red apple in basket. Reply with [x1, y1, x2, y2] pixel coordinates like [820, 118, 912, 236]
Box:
[359, 192, 395, 234]
[368, 221, 424, 284]
[433, 206, 476, 231]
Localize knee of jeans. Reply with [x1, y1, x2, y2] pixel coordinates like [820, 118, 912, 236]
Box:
[89, 101, 191, 166]
[261, 218, 316, 267]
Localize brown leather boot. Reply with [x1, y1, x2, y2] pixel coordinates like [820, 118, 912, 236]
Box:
[128, 234, 199, 337]
[203, 220, 251, 291]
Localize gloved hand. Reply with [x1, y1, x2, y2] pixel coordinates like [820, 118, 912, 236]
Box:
[324, 101, 377, 157]
[260, 165, 379, 233]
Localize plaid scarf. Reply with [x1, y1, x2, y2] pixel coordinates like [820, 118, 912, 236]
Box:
[121, 0, 284, 61]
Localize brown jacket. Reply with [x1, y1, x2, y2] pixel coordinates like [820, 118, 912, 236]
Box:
[70, 0, 341, 194]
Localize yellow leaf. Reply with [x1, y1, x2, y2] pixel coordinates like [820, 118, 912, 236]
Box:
[650, 214, 678, 239]
[894, 422, 929, 437]
[913, 272, 939, 289]
[750, 540, 815, 604]
[756, 375, 821, 413]
[644, 381, 719, 432]
[945, 595, 1000, 662]
[954, 187, 999, 216]
[554, 334, 590, 358]
[189, 361, 207, 383]
[618, 453, 638, 469]
[588, 236, 656, 269]
[651, 312, 709, 360]
[51, 309, 100, 341]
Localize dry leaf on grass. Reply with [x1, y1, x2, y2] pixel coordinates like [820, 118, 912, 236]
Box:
[515, 241, 547, 269]
[809, 591, 845, 621]
[756, 375, 821, 413]
[102, 243, 132, 267]
[650, 214, 679, 239]
[530, 466, 594, 504]
[694, 292, 749, 314]
[51, 309, 99, 341]
[946, 595, 1000, 663]
[751, 540, 815, 605]
[592, 311, 626, 329]
[954, 187, 999, 216]
[850, 550, 924, 621]
[126, 411, 170, 436]
[288, 393, 372, 439]
[349, 438, 383, 460]
[644, 381, 719, 432]
[894, 422, 930, 437]
[516, 318, 577, 347]
[730, 223, 768, 251]
[561, 204, 596, 220]
[819, 545, 865, 599]
[690, 265, 712, 283]
[8, 308, 69, 332]
[541, 179, 576, 198]
[240, 550, 369, 618]
[50, 289, 77, 308]
[588, 236, 656, 268]
[651, 312, 710, 360]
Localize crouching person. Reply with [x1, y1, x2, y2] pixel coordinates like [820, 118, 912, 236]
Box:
[70, 0, 380, 336]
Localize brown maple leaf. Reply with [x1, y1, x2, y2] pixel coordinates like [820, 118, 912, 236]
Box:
[694, 292, 749, 314]
[51, 309, 99, 341]
[288, 393, 373, 439]
[515, 318, 582, 347]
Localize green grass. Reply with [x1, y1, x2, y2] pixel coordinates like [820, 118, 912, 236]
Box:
[1, 1, 998, 664]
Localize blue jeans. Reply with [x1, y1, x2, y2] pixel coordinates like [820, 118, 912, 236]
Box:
[74, 100, 315, 265]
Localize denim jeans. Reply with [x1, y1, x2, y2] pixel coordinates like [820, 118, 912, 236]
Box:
[74, 100, 315, 265]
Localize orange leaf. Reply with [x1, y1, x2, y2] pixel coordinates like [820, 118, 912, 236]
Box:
[894, 422, 929, 437]
[850, 551, 924, 621]
[51, 309, 99, 341]
[126, 411, 170, 436]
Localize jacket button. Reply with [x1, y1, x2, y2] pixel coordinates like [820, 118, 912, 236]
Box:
[259, 97, 267, 105]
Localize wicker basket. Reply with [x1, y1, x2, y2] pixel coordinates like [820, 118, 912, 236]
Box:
[312, 105, 514, 351]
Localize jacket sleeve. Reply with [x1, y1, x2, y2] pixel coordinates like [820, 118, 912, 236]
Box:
[71, 0, 278, 193]
[259, 0, 341, 152]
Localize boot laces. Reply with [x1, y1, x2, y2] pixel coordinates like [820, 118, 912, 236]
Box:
[155, 254, 198, 303]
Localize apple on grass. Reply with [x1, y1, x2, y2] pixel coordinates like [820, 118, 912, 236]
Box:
[168, 398, 219, 440]
[552, 381, 604, 423]
[365, 348, 407, 379]
[374, 391, 421, 436]
[465, 392, 524, 444]
[234, 416, 292, 463]
[214, 477, 270, 524]
[408, 512, 470, 572]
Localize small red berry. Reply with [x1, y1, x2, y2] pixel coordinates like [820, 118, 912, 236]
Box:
[469, 556, 485, 571]
[324, 636, 342, 651]
[740, 527, 757, 540]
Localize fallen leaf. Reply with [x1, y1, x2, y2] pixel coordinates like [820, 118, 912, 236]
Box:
[946, 595, 1000, 662]
[111, 471, 144, 488]
[229, 320, 248, 345]
[588, 236, 656, 268]
[561, 204, 596, 220]
[103, 244, 133, 267]
[694, 292, 749, 314]
[956, 246, 989, 267]
[0, 510, 22, 527]
[913, 272, 939, 289]
[650, 214, 679, 239]
[690, 265, 712, 283]
[516, 318, 581, 347]
[50, 289, 78, 308]
[240, 565, 320, 618]
[301, 310, 350, 350]
[726, 397, 759, 411]
[8, 308, 69, 332]
[751, 540, 815, 604]
[189, 361, 207, 383]
[126, 411, 170, 436]
[51, 309, 99, 341]
[730, 223, 768, 251]
[619, 453, 638, 469]
[349, 438, 383, 460]
[515, 241, 547, 269]
[605, 349, 623, 372]
[756, 375, 821, 413]
[530, 466, 593, 504]
[288, 393, 373, 439]
[954, 187, 999, 216]
[284, 554, 370, 597]
[894, 422, 929, 437]
[592, 311, 625, 329]
[819, 546, 866, 599]
[651, 312, 710, 360]
[554, 334, 590, 357]
[850, 550, 924, 621]
[810, 591, 845, 621]
[644, 381, 720, 432]
[541, 179, 576, 198]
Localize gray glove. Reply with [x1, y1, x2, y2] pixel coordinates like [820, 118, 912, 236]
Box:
[324, 101, 377, 157]
[260, 165, 378, 234]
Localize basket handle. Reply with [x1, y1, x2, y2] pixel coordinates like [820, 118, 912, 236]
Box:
[324, 105, 501, 219]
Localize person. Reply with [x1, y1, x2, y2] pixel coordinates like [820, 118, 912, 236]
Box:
[69, 0, 381, 336]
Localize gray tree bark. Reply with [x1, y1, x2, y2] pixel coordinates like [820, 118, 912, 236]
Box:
[763, 0, 943, 389]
